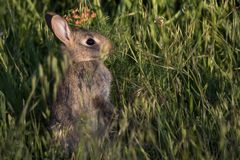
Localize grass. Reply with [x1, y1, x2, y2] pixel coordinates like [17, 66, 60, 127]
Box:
[0, 0, 240, 159]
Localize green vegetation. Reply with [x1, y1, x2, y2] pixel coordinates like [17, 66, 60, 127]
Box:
[0, 0, 240, 159]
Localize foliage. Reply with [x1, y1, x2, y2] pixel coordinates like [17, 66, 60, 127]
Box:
[0, 0, 240, 159]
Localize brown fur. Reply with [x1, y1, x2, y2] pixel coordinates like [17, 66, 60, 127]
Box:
[45, 12, 114, 151]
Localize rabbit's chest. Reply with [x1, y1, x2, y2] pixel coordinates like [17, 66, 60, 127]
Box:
[65, 62, 111, 108]
[65, 62, 111, 117]
[75, 63, 111, 95]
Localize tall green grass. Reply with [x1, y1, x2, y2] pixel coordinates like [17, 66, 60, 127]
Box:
[0, 0, 240, 159]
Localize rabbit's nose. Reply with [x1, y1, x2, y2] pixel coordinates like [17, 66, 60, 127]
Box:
[107, 43, 113, 53]
[107, 40, 113, 50]
[101, 41, 112, 54]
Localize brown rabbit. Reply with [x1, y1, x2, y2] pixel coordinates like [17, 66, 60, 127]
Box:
[45, 12, 114, 152]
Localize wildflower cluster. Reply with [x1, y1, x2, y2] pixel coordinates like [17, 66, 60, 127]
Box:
[64, 8, 97, 27]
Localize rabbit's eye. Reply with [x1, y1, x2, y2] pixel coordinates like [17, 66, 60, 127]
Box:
[86, 38, 95, 46]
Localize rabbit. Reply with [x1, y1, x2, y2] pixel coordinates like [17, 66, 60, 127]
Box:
[45, 12, 114, 152]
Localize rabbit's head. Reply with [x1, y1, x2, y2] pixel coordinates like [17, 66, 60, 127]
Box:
[45, 12, 112, 62]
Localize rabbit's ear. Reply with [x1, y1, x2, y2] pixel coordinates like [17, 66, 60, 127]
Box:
[45, 12, 72, 45]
